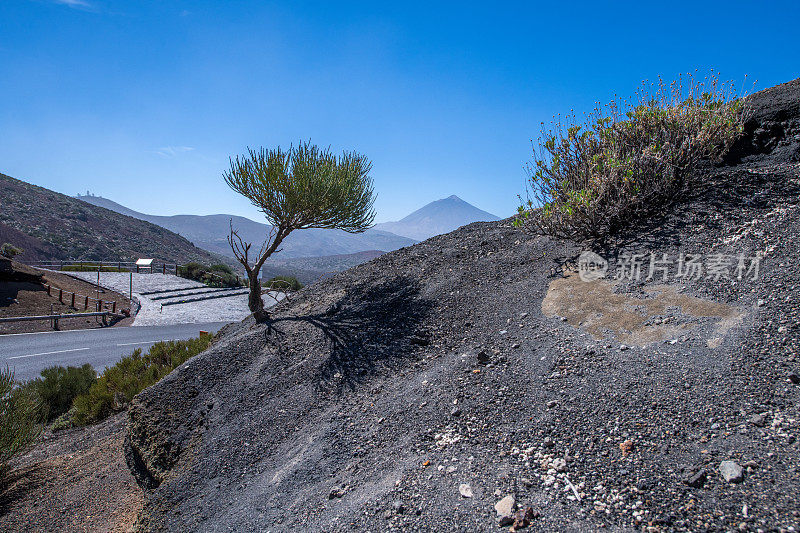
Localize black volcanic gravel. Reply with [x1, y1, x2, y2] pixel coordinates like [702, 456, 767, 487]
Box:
[126, 79, 800, 532]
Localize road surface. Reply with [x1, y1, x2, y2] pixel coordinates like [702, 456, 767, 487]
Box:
[1, 322, 229, 382]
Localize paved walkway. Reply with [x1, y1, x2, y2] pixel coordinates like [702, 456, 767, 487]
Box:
[66, 272, 281, 326]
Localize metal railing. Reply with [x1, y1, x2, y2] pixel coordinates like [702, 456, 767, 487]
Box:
[0, 311, 118, 330]
[25, 260, 180, 275]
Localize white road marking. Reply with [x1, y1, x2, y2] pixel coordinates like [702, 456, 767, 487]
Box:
[7, 347, 91, 360]
[115, 339, 174, 347]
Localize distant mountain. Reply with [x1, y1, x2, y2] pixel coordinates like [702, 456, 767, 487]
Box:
[77, 195, 417, 260]
[0, 173, 229, 266]
[373, 195, 501, 241]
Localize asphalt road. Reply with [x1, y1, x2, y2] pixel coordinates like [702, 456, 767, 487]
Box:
[1, 322, 229, 382]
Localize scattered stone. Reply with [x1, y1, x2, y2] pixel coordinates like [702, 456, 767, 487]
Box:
[328, 486, 347, 499]
[499, 515, 514, 527]
[619, 439, 634, 457]
[789, 372, 800, 384]
[749, 413, 768, 427]
[757, 298, 765, 307]
[619, 344, 629, 351]
[459, 483, 473, 498]
[450, 407, 462, 417]
[519, 312, 528, 319]
[543, 437, 555, 448]
[494, 494, 515, 518]
[511, 507, 538, 531]
[551, 457, 567, 472]
[477, 350, 491, 365]
[684, 469, 707, 488]
[720, 460, 744, 483]
[546, 400, 558, 408]
[392, 500, 405, 514]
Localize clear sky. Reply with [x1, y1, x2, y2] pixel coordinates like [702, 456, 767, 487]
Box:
[1, 1, 798, 223]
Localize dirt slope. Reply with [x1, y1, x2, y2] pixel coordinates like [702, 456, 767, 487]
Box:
[126, 79, 800, 532]
[0, 262, 133, 334]
[0, 413, 142, 532]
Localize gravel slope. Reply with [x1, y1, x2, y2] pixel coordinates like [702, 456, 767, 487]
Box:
[125, 79, 800, 532]
[0, 413, 142, 532]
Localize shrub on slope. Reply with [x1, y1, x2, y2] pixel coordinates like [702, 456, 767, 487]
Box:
[73, 336, 212, 425]
[22, 364, 97, 421]
[519, 73, 748, 240]
[0, 367, 43, 478]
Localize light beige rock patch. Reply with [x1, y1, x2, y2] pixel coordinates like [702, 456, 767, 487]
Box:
[542, 270, 744, 347]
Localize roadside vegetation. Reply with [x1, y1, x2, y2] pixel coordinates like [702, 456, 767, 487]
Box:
[72, 335, 213, 425]
[0, 367, 43, 478]
[0, 335, 213, 469]
[517, 72, 748, 240]
[21, 364, 96, 422]
[178, 262, 242, 288]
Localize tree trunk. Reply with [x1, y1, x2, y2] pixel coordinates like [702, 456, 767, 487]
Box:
[248, 270, 267, 323]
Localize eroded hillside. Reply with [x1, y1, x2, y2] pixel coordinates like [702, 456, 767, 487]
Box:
[126, 80, 800, 531]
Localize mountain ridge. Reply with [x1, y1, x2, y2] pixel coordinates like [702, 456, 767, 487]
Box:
[374, 194, 501, 240]
[0, 173, 229, 266]
[77, 195, 417, 259]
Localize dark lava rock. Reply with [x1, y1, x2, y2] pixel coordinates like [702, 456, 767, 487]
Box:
[125, 79, 800, 532]
[684, 469, 707, 488]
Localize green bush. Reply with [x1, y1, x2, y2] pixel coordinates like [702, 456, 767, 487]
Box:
[72, 335, 213, 425]
[210, 264, 234, 275]
[0, 243, 23, 259]
[178, 262, 242, 288]
[24, 364, 96, 421]
[61, 263, 129, 272]
[178, 262, 206, 281]
[264, 275, 303, 291]
[517, 73, 748, 240]
[0, 367, 43, 477]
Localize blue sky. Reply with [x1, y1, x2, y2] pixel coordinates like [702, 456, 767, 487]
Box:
[1, 1, 798, 223]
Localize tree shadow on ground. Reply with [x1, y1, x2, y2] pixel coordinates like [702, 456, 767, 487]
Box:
[265, 276, 435, 392]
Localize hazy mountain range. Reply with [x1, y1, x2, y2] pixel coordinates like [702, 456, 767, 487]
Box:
[77, 194, 501, 261]
[76, 195, 416, 259]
